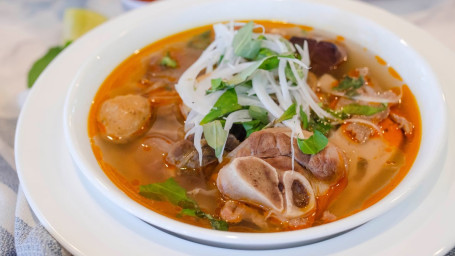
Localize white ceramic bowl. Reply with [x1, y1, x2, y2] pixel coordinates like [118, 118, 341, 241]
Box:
[63, 0, 447, 249]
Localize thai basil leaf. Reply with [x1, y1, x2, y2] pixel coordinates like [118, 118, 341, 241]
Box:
[242, 120, 266, 137]
[299, 106, 309, 130]
[232, 21, 261, 59]
[200, 88, 242, 124]
[27, 41, 72, 88]
[249, 106, 269, 124]
[258, 56, 279, 70]
[206, 78, 232, 94]
[297, 130, 328, 154]
[139, 178, 197, 209]
[255, 48, 278, 60]
[342, 103, 387, 116]
[277, 103, 297, 122]
[140, 178, 228, 231]
[203, 120, 228, 158]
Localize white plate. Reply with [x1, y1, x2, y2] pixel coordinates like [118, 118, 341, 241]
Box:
[15, 0, 455, 255]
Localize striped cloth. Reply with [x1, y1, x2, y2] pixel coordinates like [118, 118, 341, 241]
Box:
[0, 117, 70, 256]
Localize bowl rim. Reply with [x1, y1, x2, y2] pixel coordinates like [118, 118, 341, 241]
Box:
[62, 0, 448, 249]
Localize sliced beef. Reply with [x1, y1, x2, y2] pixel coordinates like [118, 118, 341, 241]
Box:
[344, 123, 374, 144]
[232, 128, 345, 180]
[390, 113, 414, 135]
[289, 37, 347, 75]
[166, 134, 239, 169]
[97, 94, 152, 143]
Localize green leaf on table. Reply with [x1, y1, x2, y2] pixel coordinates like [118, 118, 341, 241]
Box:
[297, 130, 328, 154]
[341, 103, 387, 116]
[203, 120, 228, 158]
[200, 88, 242, 125]
[27, 41, 72, 88]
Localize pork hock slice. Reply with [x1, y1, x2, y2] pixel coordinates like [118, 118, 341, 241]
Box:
[217, 156, 284, 213]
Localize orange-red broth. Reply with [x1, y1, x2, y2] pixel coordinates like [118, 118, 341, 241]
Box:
[88, 21, 421, 232]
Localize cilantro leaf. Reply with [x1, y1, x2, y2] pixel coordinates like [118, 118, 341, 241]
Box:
[27, 41, 72, 88]
[200, 88, 242, 125]
[297, 130, 328, 154]
[341, 103, 387, 116]
[203, 120, 228, 158]
[232, 21, 261, 59]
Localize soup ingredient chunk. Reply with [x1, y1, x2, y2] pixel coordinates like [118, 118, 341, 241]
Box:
[289, 37, 347, 75]
[97, 94, 152, 143]
[217, 156, 284, 213]
[217, 156, 316, 225]
[232, 128, 346, 180]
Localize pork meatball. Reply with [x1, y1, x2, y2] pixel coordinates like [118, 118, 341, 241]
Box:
[97, 94, 152, 143]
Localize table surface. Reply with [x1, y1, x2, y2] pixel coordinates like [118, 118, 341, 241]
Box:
[0, 0, 454, 255]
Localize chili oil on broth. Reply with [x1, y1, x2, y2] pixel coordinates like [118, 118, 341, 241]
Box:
[88, 21, 421, 232]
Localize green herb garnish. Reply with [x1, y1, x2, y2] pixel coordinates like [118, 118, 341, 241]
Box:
[277, 103, 297, 122]
[297, 130, 328, 154]
[232, 21, 261, 59]
[140, 178, 228, 230]
[160, 52, 178, 68]
[333, 76, 365, 96]
[299, 106, 309, 130]
[242, 120, 266, 137]
[203, 120, 228, 158]
[285, 63, 304, 85]
[200, 88, 242, 125]
[341, 103, 387, 116]
[27, 41, 72, 88]
[248, 106, 269, 124]
[206, 78, 231, 94]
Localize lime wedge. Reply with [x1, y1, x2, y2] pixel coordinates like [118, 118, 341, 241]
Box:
[63, 8, 107, 42]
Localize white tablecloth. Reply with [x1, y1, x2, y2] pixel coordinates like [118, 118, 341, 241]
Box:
[0, 0, 454, 255]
